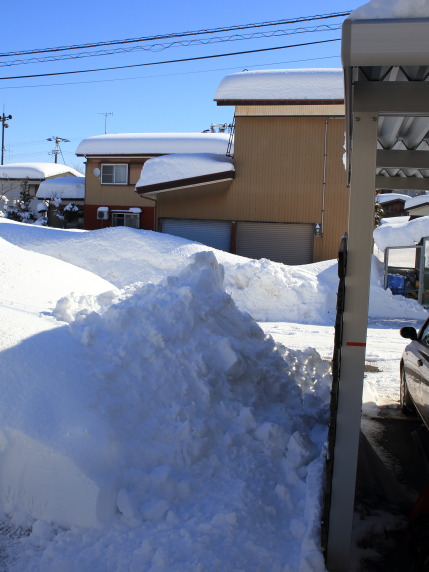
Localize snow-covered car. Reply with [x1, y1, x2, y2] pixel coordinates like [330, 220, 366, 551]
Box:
[400, 318, 429, 427]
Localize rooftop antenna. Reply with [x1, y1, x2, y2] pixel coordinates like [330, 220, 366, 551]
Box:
[98, 112, 113, 134]
[47, 136, 70, 164]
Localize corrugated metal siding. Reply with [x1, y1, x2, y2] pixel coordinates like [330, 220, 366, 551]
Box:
[236, 222, 314, 265]
[231, 117, 326, 222]
[160, 218, 231, 251]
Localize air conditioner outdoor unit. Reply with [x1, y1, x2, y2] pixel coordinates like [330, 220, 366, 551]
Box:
[97, 208, 109, 220]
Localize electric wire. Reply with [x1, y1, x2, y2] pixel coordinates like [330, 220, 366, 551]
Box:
[0, 38, 340, 81]
[0, 54, 339, 91]
[0, 11, 350, 58]
[0, 24, 342, 67]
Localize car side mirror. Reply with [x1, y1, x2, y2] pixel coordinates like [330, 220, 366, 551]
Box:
[400, 326, 418, 340]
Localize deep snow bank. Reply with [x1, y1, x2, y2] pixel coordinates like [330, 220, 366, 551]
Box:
[373, 215, 429, 251]
[1, 220, 424, 325]
[1, 252, 331, 570]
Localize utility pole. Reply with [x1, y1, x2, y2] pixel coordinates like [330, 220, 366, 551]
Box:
[47, 136, 70, 164]
[98, 112, 113, 134]
[1, 112, 12, 165]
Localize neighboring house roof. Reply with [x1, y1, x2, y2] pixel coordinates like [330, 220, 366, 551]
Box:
[135, 153, 235, 195]
[0, 163, 82, 180]
[214, 68, 344, 105]
[405, 194, 429, 211]
[376, 193, 409, 204]
[380, 216, 410, 226]
[36, 176, 85, 200]
[76, 133, 231, 157]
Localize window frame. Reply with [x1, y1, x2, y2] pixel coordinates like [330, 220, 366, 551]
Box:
[111, 211, 140, 229]
[419, 318, 429, 346]
[100, 163, 129, 185]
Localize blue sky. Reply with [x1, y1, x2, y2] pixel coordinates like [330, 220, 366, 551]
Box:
[1, 0, 364, 171]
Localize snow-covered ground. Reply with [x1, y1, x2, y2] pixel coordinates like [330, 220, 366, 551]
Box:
[0, 217, 427, 571]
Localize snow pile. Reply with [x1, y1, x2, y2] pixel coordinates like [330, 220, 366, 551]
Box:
[0, 219, 424, 324]
[1, 249, 331, 571]
[136, 153, 234, 190]
[76, 132, 231, 156]
[373, 215, 429, 250]
[0, 237, 113, 323]
[0, 217, 426, 569]
[351, 0, 429, 19]
[214, 69, 344, 102]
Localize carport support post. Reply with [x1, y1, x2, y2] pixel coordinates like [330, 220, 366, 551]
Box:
[326, 112, 378, 572]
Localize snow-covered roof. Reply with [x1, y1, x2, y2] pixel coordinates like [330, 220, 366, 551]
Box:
[374, 215, 429, 250]
[0, 163, 82, 180]
[380, 216, 410, 225]
[350, 0, 429, 19]
[76, 133, 231, 157]
[136, 153, 234, 194]
[405, 194, 429, 210]
[214, 69, 344, 103]
[376, 193, 409, 204]
[36, 176, 85, 200]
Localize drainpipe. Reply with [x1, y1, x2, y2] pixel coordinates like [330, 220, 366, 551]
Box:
[321, 119, 328, 236]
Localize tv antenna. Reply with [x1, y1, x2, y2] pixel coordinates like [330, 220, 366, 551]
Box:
[98, 112, 113, 134]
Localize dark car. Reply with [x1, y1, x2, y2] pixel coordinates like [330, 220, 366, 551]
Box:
[400, 318, 429, 427]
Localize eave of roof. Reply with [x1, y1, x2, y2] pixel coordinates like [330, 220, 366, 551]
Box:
[136, 170, 235, 196]
[77, 154, 164, 159]
[406, 201, 429, 210]
[0, 178, 43, 183]
[216, 99, 344, 107]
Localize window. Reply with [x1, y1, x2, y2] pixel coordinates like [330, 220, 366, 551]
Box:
[421, 321, 429, 346]
[101, 164, 128, 185]
[111, 212, 139, 228]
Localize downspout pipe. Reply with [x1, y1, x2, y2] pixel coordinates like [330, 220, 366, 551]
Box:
[321, 119, 328, 236]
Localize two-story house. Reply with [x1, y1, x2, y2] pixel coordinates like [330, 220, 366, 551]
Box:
[75, 133, 230, 231]
[136, 69, 349, 265]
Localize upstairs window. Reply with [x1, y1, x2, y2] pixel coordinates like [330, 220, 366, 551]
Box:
[101, 164, 128, 185]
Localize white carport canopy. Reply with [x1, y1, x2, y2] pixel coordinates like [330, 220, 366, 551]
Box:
[325, 12, 429, 572]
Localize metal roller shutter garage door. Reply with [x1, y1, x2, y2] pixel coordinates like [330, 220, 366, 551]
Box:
[160, 218, 232, 252]
[236, 222, 314, 265]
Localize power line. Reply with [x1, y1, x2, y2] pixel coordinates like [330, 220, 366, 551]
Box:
[0, 11, 349, 58]
[0, 54, 340, 91]
[0, 24, 342, 67]
[0, 38, 340, 81]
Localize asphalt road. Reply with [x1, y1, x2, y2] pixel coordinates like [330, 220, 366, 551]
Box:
[353, 407, 429, 572]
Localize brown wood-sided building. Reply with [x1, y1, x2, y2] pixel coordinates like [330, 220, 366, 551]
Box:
[136, 69, 350, 265]
[375, 192, 409, 217]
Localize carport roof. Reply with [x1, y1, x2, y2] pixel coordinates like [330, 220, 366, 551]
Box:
[342, 17, 429, 190]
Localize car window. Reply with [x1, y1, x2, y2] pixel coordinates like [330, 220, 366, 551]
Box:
[420, 322, 429, 346]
